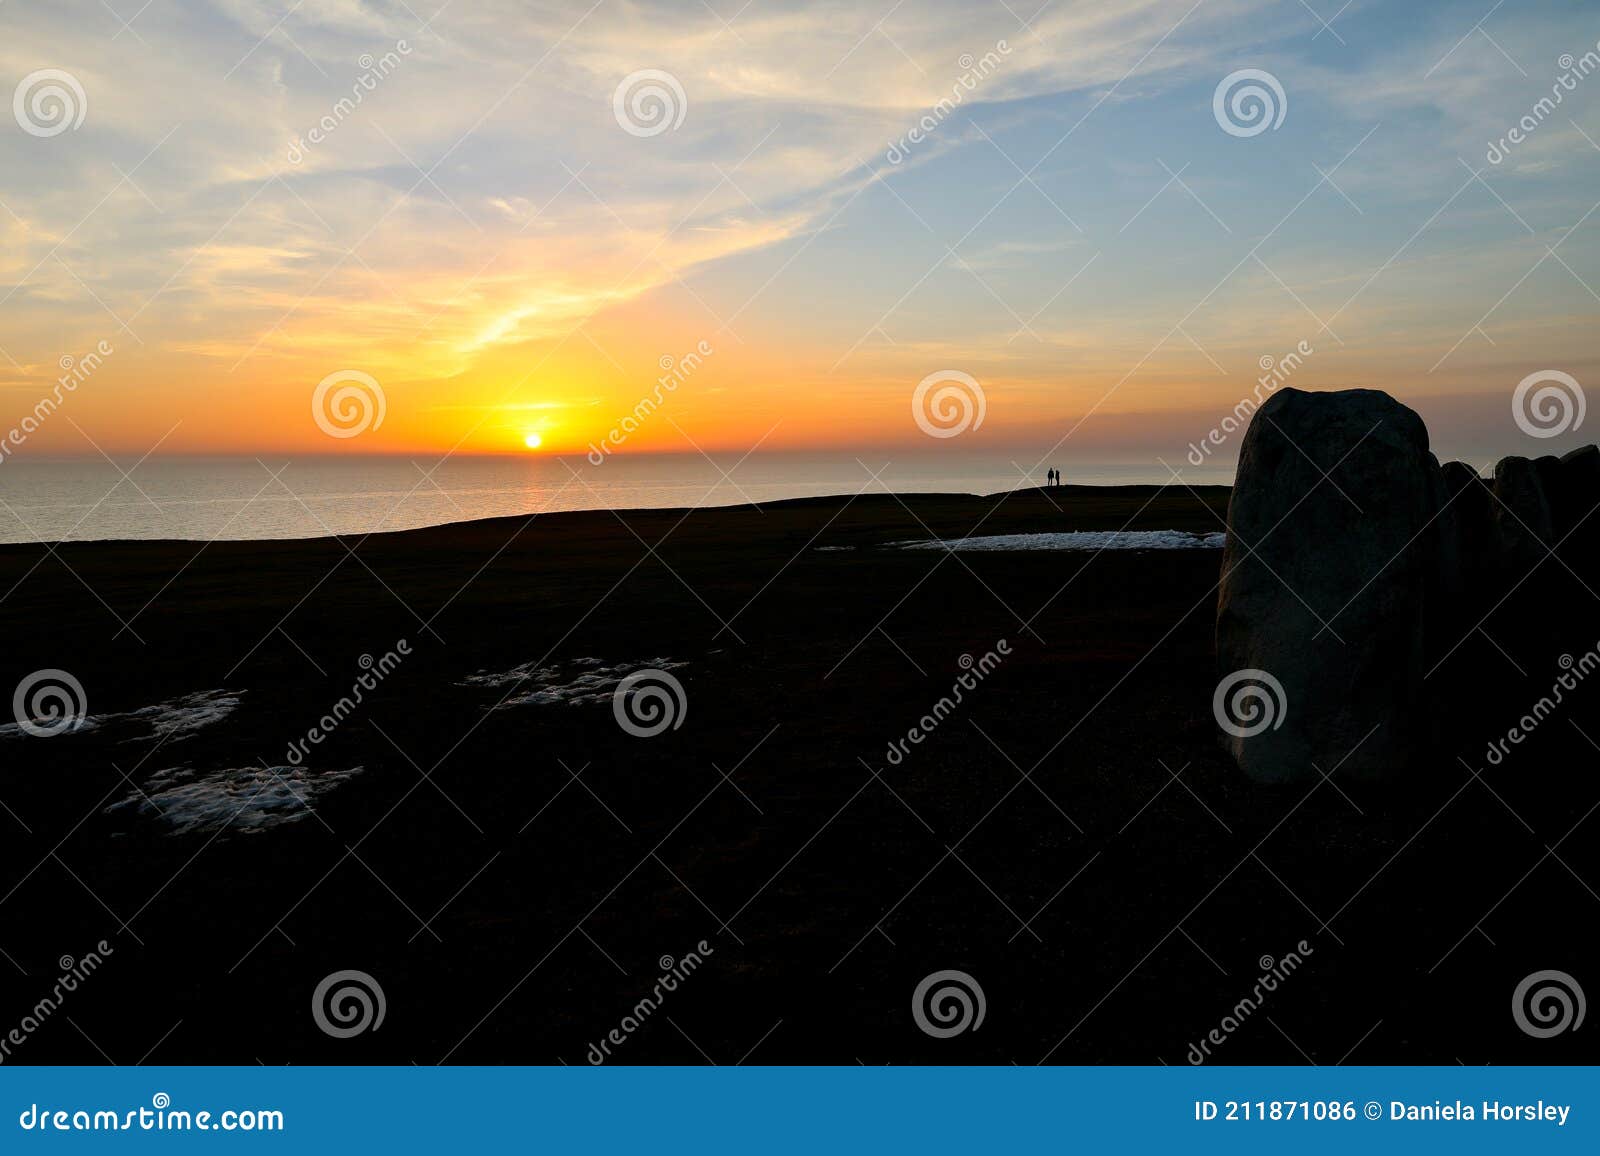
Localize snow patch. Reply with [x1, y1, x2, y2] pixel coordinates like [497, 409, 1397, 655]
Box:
[458, 658, 689, 708]
[0, 688, 241, 740]
[106, 763, 363, 836]
[121, 689, 243, 739]
[895, 530, 1226, 551]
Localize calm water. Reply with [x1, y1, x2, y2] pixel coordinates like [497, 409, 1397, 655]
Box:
[0, 454, 1233, 543]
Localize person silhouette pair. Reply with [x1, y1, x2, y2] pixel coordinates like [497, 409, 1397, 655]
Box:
[1046, 467, 1061, 487]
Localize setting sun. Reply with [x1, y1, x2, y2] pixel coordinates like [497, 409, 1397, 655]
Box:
[523, 432, 543, 450]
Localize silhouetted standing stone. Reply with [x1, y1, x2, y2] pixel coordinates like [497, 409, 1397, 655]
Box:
[1439, 461, 1494, 616]
[1441, 460, 1485, 487]
[1217, 388, 1440, 783]
[1559, 443, 1600, 488]
[1553, 445, 1600, 543]
[1490, 456, 1554, 578]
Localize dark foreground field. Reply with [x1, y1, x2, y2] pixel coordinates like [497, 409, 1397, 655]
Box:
[0, 485, 1594, 1064]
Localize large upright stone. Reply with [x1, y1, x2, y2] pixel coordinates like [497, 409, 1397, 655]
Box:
[1439, 461, 1494, 616]
[1557, 445, 1600, 563]
[1558, 443, 1600, 492]
[1490, 455, 1554, 577]
[1550, 446, 1600, 538]
[1216, 388, 1440, 782]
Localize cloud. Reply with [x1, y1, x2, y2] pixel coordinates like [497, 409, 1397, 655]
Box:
[0, 0, 1594, 456]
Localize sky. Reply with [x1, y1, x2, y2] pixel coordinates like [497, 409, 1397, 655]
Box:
[1, 0, 1599, 470]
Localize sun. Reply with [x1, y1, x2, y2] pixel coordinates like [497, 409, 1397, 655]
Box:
[522, 432, 543, 450]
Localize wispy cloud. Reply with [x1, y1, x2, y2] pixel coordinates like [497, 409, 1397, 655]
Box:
[0, 0, 1595, 459]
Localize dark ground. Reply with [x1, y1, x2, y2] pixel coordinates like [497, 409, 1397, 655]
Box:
[0, 484, 1594, 1065]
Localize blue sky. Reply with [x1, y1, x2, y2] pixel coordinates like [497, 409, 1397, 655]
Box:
[0, 0, 1597, 466]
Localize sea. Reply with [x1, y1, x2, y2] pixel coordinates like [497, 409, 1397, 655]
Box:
[0, 453, 1235, 544]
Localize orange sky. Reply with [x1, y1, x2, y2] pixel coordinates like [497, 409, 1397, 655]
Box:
[3, 1, 1598, 468]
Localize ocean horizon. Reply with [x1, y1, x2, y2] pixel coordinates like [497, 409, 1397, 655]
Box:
[0, 452, 1239, 543]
